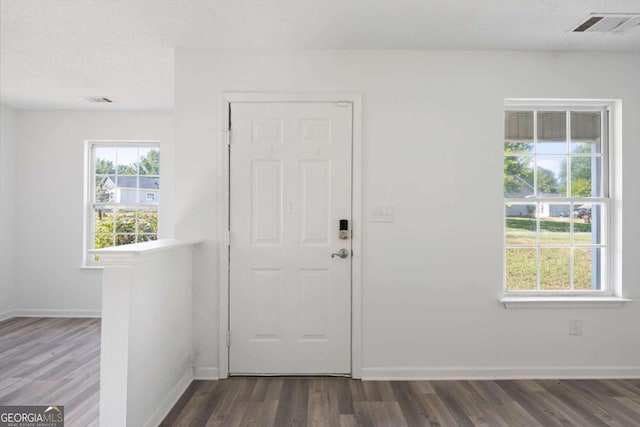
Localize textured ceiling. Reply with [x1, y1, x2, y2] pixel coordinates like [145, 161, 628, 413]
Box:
[1, 0, 639, 110]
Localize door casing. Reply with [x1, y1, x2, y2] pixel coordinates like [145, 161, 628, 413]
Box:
[218, 93, 363, 379]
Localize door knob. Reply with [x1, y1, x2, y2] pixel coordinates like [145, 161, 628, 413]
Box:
[331, 249, 350, 259]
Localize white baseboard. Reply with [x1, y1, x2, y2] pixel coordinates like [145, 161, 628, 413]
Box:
[362, 366, 640, 380]
[193, 367, 220, 380]
[0, 308, 102, 320]
[0, 309, 18, 322]
[143, 369, 193, 427]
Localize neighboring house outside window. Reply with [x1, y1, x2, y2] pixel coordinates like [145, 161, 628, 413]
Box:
[85, 141, 160, 265]
[503, 102, 612, 295]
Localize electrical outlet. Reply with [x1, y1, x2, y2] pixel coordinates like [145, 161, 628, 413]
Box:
[569, 318, 583, 335]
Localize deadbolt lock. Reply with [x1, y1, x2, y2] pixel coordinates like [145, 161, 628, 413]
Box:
[339, 219, 350, 240]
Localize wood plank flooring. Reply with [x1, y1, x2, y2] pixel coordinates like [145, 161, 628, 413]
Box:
[162, 377, 640, 426]
[2, 317, 640, 427]
[0, 317, 100, 427]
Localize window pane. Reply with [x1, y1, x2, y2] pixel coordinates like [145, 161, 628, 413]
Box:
[574, 204, 603, 245]
[117, 147, 138, 175]
[114, 210, 136, 233]
[94, 234, 114, 249]
[94, 208, 114, 232]
[540, 204, 570, 245]
[574, 248, 603, 290]
[540, 248, 570, 290]
[505, 111, 533, 153]
[95, 175, 114, 202]
[137, 209, 158, 233]
[95, 147, 116, 174]
[115, 234, 136, 246]
[505, 204, 536, 245]
[537, 111, 567, 154]
[505, 141, 534, 154]
[138, 234, 158, 243]
[506, 248, 537, 290]
[94, 207, 115, 249]
[115, 176, 138, 203]
[139, 176, 160, 202]
[504, 156, 534, 197]
[571, 111, 601, 154]
[536, 156, 565, 196]
[570, 156, 601, 197]
[139, 191, 158, 202]
[139, 148, 160, 175]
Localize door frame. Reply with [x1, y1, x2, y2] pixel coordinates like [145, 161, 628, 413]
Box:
[218, 92, 363, 378]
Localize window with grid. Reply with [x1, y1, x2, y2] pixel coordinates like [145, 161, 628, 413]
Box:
[504, 104, 609, 293]
[86, 142, 160, 264]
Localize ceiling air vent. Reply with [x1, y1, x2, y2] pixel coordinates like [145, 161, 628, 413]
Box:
[572, 14, 640, 34]
[84, 96, 114, 103]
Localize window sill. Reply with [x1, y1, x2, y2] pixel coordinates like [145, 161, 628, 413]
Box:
[500, 296, 632, 309]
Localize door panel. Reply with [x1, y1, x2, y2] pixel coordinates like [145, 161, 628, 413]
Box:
[250, 160, 283, 245]
[229, 102, 352, 375]
[300, 160, 331, 245]
[298, 268, 330, 341]
[250, 268, 283, 341]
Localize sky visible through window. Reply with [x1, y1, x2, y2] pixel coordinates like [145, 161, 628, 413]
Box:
[95, 146, 157, 171]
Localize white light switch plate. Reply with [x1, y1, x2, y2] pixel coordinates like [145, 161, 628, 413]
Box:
[569, 318, 583, 336]
[371, 206, 394, 223]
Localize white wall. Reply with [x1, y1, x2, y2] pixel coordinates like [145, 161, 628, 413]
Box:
[176, 49, 640, 377]
[96, 241, 195, 427]
[127, 248, 192, 427]
[0, 105, 17, 318]
[13, 111, 174, 315]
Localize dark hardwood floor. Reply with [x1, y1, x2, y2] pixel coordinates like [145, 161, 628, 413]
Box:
[2, 317, 640, 427]
[162, 377, 640, 426]
[0, 317, 100, 427]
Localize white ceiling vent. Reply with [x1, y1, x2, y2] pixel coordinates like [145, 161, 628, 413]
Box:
[572, 14, 640, 34]
[84, 96, 114, 103]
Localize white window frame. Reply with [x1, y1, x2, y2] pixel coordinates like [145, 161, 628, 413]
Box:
[83, 140, 160, 266]
[503, 100, 616, 298]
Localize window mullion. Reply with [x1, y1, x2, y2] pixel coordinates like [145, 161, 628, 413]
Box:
[536, 201, 541, 291]
[136, 146, 141, 204]
[532, 111, 541, 291]
[603, 109, 610, 198]
[91, 146, 96, 204]
[567, 110, 574, 291]
[566, 110, 571, 198]
[113, 147, 120, 247]
[533, 110, 538, 197]
[111, 206, 117, 247]
[88, 145, 97, 263]
[135, 147, 140, 243]
[135, 208, 140, 243]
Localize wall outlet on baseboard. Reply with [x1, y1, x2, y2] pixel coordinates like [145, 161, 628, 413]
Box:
[569, 318, 583, 335]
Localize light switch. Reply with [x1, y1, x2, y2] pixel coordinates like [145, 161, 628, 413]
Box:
[371, 206, 394, 223]
[569, 318, 583, 336]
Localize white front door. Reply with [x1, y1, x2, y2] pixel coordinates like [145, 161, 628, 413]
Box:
[229, 102, 352, 375]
